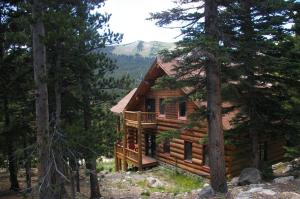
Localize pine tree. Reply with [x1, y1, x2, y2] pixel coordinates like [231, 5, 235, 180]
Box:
[150, 0, 228, 192]
[220, 0, 296, 169]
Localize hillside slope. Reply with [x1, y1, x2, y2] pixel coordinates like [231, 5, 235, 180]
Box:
[104, 41, 175, 84]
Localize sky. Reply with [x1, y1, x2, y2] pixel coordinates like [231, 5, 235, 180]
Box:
[100, 0, 181, 44]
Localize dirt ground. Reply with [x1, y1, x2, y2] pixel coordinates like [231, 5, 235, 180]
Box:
[0, 167, 204, 199]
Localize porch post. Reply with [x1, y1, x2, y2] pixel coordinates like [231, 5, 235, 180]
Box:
[122, 111, 128, 171]
[114, 143, 119, 171]
[137, 111, 142, 171]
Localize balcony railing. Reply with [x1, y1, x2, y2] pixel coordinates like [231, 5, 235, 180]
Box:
[124, 111, 156, 128]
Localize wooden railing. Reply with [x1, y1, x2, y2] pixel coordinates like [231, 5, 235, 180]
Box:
[125, 148, 138, 163]
[115, 143, 139, 164]
[124, 111, 138, 121]
[116, 143, 123, 154]
[141, 112, 156, 123]
[124, 111, 156, 124]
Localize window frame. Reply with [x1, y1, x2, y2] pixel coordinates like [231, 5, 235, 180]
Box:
[178, 101, 187, 120]
[184, 141, 193, 162]
[159, 98, 166, 117]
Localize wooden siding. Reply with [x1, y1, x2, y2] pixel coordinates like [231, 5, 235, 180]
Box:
[124, 86, 285, 178]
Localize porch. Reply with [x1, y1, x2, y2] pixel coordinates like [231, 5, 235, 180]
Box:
[114, 111, 158, 171]
[114, 143, 158, 171]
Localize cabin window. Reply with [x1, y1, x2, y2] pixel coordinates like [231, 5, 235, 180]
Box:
[203, 145, 209, 166]
[163, 139, 170, 153]
[178, 101, 187, 118]
[259, 141, 268, 161]
[184, 141, 192, 161]
[159, 98, 165, 115]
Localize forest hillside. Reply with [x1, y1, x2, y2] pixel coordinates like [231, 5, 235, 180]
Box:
[102, 41, 175, 83]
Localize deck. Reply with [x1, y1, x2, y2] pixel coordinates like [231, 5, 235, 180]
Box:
[115, 144, 158, 170]
[124, 111, 157, 129]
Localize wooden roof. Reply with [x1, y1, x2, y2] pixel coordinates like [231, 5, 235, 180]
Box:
[110, 88, 137, 114]
[110, 57, 237, 130]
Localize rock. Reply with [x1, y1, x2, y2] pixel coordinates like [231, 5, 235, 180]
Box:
[279, 192, 300, 199]
[126, 171, 131, 175]
[146, 177, 164, 188]
[230, 177, 239, 186]
[273, 176, 294, 184]
[203, 183, 210, 187]
[197, 186, 215, 199]
[272, 162, 284, 170]
[282, 164, 293, 174]
[238, 168, 262, 186]
[234, 187, 276, 199]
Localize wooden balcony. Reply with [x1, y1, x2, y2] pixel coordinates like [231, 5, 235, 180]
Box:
[114, 143, 158, 170]
[124, 111, 157, 129]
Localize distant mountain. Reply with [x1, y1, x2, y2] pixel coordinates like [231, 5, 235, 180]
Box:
[103, 41, 175, 85]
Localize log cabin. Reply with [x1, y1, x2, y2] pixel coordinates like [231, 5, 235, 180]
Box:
[110, 57, 285, 178]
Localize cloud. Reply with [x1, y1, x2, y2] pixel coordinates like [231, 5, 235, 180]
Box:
[99, 0, 181, 44]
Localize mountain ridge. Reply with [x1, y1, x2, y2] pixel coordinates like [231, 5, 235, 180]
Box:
[103, 40, 175, 84]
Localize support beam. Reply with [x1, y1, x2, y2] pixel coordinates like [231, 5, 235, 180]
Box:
[114, 143, 119, 171]
[137, 111, 142, 171]
[122, 112, 128, 171]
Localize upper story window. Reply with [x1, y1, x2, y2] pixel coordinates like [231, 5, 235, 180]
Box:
[178, 101, 187, 119]
[159, 98, 165, 116]
[184, 141, 192, 161]
[145, 98, 155, 112]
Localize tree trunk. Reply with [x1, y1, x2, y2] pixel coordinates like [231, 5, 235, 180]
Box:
[205, 0, 228, 193]
[76, 165, 80, 192]
[32, 0, 52, 198]
[4, 97, 20, 191]
[87, 157, 101, 199]
[23, 136, 32, 191]
[53, 49, 66, 199]
[7, 140, 20, 191]
[240, 0, 260, 169]
[81, 83, 101, 198]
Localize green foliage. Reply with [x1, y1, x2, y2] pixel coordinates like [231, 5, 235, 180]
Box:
[137, 167, 204, 194]
[156, 130, 180, 144]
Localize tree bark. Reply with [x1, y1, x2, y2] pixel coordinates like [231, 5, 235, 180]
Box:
[32, 0, 52, 198]
[23, 136, 32, 191]
[53, 48, 66, 199]
[4, 97, 20, 191]
[81, 80, 101, 198]
[205, 0, 228, 193]
[86, 157, 101, 199]
[7, 140, 20, 191]
[76, 165, 80, 192]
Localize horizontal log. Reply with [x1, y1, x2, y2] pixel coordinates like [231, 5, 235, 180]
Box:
[171, 142, 184, 150]
[192, 158, 202, 165]
[170, 151, 184, 160]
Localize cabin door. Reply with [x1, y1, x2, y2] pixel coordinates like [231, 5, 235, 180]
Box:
[145, 133, 156, 157]
[145, 98, 155, 112]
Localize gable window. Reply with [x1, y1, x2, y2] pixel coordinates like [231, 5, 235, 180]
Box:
[159, 98, 165, 116]
[178, 101, 186, 119]
[259, 141, 268, 161]
[184, 141, 192, 161]
[203, 145, 209, 166]
[163, 139, 170, 153]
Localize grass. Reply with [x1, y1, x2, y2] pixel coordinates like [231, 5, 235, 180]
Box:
[137, 167, 204, 194]
[96, 158, 115, 173]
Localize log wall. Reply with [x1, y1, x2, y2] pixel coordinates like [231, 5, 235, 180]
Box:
[131, 88, 285, 178]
